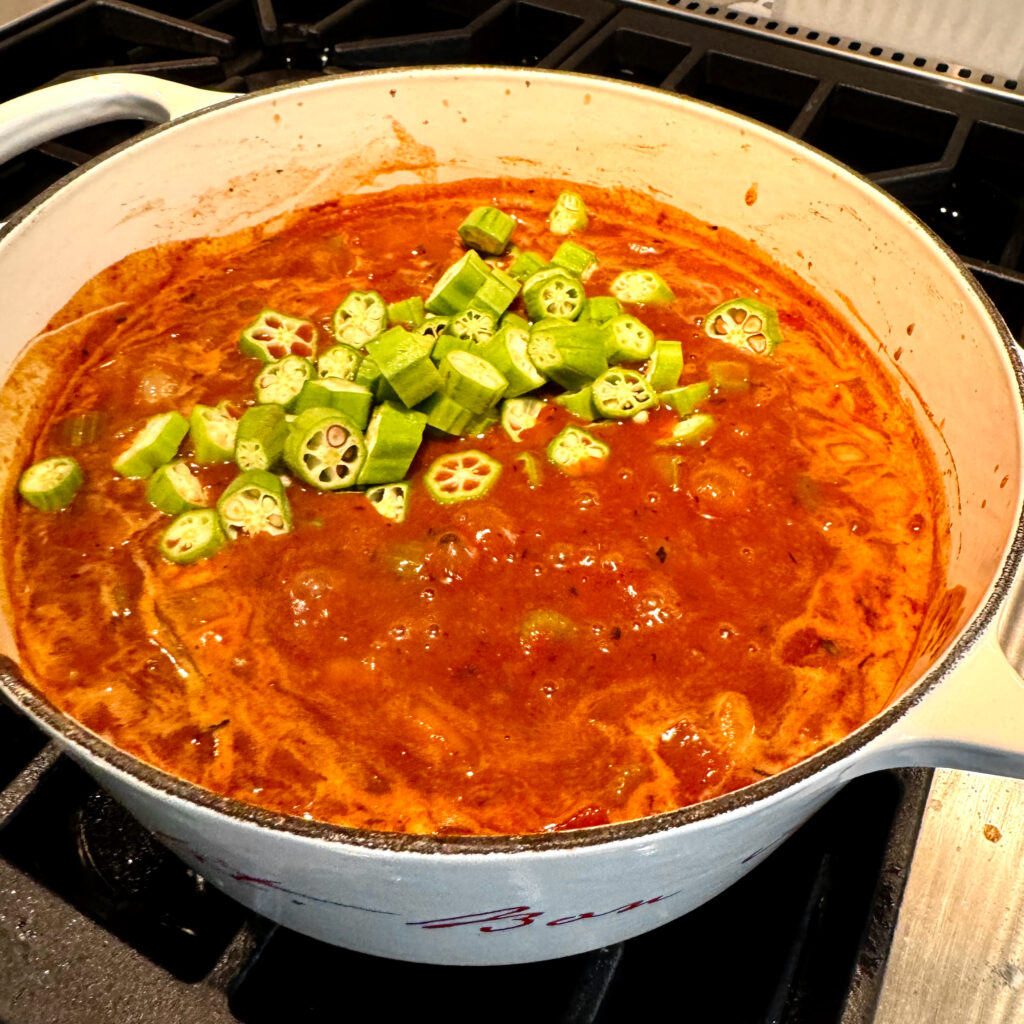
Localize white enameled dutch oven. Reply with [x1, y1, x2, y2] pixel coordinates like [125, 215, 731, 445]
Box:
[0, 69, 1023, 966]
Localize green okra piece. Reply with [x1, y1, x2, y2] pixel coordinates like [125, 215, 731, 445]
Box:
[365, 481, 411, 523]
[365, 326, 442, 408]
[444, 308, 496, 346]
[661, 381, 710, 416]
[418, 391, 477, 436]
[704, 296, 783, 356]
[478, 317, 546, 399]
[426, 250, 492, 316]
[239, 309, 318, 362]
[113, 411, 189, 478]
[550, 240, 598, 278]
[189, 403, 238, 464]
[468, 268, 520, 320]
[438, 349, 508, 415]
[547, 425, 609, 475]
[527, 318, 607, 391]
[602, 314, 656, 364]
[283, 407, 366, 491]
[610, 270, 675, 306]
[591, 367, 657, 419]
[387, 296, 426, 328]
[423, 449, 501, 504]
[318, 343, 364, 382]
[645, 340, 684, 392]
[522, 267, 586, 322]
[358, 401, 428, 486]
[294, 378, 374, 428]
[234, 404, 289, 472]
[507, 249, 549, 282]
[580, 296, 624, 324]
[457, 206, 517, 256]
[159, 508, 227, 565]
[500, 396, 547, 443]
[332, 289, 388, 347]
[145, 460, 206, 515]
[18, 456, 84, 511]
[217, 469, 292, 539]
[656, 413, 717, 446]
[554, 386, 597, 421]
[254, 355, 314, 411]
[548, 190, 588, 235]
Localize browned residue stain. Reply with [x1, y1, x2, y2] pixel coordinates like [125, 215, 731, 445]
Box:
[906, 323, 915, 335]
[894, 346, 903, 361]
[745, 183, 758, 206]
[584, 92, 592, 105]
[983, 823, 1003, 843]
[1001, 475, 1010, 488]
[929, 797, 943, 812]
[917, 584, 967, 662]
[273, 113, 281, 124]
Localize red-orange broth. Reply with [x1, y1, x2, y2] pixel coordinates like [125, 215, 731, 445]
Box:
[5, 179, 946, 835]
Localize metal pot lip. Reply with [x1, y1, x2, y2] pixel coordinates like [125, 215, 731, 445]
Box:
[2, 65, 1023, 856]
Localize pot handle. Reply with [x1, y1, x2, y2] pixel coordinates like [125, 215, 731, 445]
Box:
[851, 588, 1024, 779]
[0, 73, 235, 167]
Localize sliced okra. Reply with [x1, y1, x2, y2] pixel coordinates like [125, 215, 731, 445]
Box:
[426, 250, 492, 316]
[610, 270, 675, 306]
[527, 319, 607, 391]
[357, 401, 428, 486]
[645, 340, 684, 392]
[661, 381, 710, 416]
[479, 318, 546, 398]
[547, 425, 610, 475]
[656, 413, 717, 446]
[366, 481, 411, 523]
[235, 404, 289, 472]
[580, 296, 624, 324]
[424, 449, 501, 504]
[415, 316, 451, 345]
[704, 297, 783, 355]
[419, 391, 477, 436]
[18, 456, 83, 511]
[602, 314, 655, 364]
[500, 396, 547, 443]
[551, 240, 598, 279]
[332, 289, 388, 347]
[159, 508, 227, 565]
[190, 403, 238, 464]
[438, 349, 508, 414]
[467, 269, 520, 320]
[145, 460, 206, 515]
[254, 355, 314, 411]
[445, 308, 496, 347]
[387, 296, 426, 328]
[365, 326, 442, 408]
[283, 407, 366, 491]
[554, 386, 597, 421]
[591, 367, 657, 419]
[548, 190, 588, 235]
[523, 268, 586, 322]
[318, 343, 364, 382]
[239, 309, 318, 362]
[457, 206, 516, 256]
[294, 378, 374, 428]
[217, 469, 292, 538]
[113, 411, 189, 478]
[507, 250, 549, 282]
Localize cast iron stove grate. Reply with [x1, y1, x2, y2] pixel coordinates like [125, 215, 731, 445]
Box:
[0, 1, 1020, 1021]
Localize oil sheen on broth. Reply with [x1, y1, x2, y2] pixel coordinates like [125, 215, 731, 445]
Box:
[6, 179, 946, 836]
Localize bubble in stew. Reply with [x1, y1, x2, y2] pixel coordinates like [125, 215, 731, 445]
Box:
[7, 179, 947, 835]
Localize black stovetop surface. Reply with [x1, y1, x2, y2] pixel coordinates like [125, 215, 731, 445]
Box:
[3, 3, 1024, 1021]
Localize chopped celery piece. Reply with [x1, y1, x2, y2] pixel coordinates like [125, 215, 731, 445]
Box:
[479, 319, 545, 398]
[426, 250, 492, 316]
[18, 456, 83, 510]
[438, 349, 508, 414]
[294, 378, 374, 428]
[189, 403, 238, 464]
[610, 270, 675, 306]
[656, 413, 717, 446]
[366, 481, 411, 523]
[501, 396, 547, 443]
[661, 381, 710, 416]
[704, 297, 783, 355]
[145, 460, 206, 515]
[645, 340, 684, 391]
[528, 319, 607, 390]
[457, 206, 516, 256]
[507, 250, 548, 282]
[365, 326, 442, 408]
[522, 267, 586, 321]
[548, 190, 588, 235]
[318, 343, 363, 382]
[113, 411, 189, 478]
[580, 296, 623, 324]
[332, 289, 388, 347]
[239, 309, 317, 362]
[358, 401, 427, 486]
[217, 469, 291, 538]
[554, 386, 596, 421]
[591, 368, 657, 419]
[254, 355, 314, 411]
[551, 240, 598, 278]
[710, 360, 751, 395]
[547, 425, 609, 475]
[602, 314, 655, 364]
[424, 449, 501, 503]
[159, 508, 226, 565]
[387, 296, 426, 328]
[235, 404, 289, 472]
[283, 407, 366, 491]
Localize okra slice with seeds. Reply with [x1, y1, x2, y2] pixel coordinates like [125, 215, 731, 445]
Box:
[365, 326, 442, 408]
[554, 386, 597, 421]
[332, 289, 388, 347]
[18, 456, 83, 511]
[283, 408, 366, 491]
[239, 309, 318, 362]
[457, 206, 516, 256]
[610, 270, 675, 306]
[357, 401, 428, 486]
[445, 308, 496, 347]
[547, 425, 610, 475]
[235, 404, 289, 472]
[656, 413, 717, 446]
[591, 367, 657, 419]
[366, 481, 411, 523]
[661, 381, 710, 416]
[479, 318, 545, 399]
[528, 319, 607, 391]
[189, 403, 238, 464]
[645, 340, 684, 392]
[438, 349, 508, 414]
[217, 470, 292, 539]
[548, 190, 589, 235]
[254, 355, 314, 411]
[602, 315, 655, 364]
[507, 250, 548, 282]
[145, 460, 206, 515]
[318, 343, 363, 382]
[113, 411, 189, 478]
[704, 297, 783, 355]
[468, 269, 520, 320]
[523, 268, 586, 322]
[293, 379, 374, 428]
[387, 296, 426, 329]
[415, 316, 451, 345]
[551, 240, 598, 279]
[501, 396, 547, 443]
[426, 250, 492, 316]
[424, 450, 501, 504]
[159, 508, 226, 565]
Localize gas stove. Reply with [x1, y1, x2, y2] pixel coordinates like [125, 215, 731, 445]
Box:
[2, 3, 1024, 1021]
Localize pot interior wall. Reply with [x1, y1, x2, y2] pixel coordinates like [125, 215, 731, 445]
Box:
[0, 68, 1019, 694]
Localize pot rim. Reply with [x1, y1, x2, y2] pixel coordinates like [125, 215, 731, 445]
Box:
[2, 65, 1022, 856]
